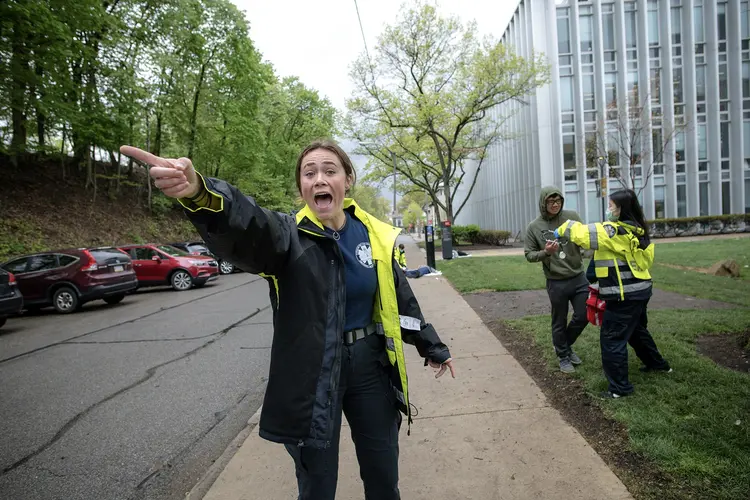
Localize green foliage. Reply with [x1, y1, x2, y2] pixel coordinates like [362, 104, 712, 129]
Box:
[348, 183, 391, 223]
[402, 201, 425, 229]
[475, 229, 511, 246]
[0, 0, 337, 209]
[450, 224, 481, 244]
[346, 2, 549, 223]
[0, 218, 47, 262]
[650, 214, 750, 237]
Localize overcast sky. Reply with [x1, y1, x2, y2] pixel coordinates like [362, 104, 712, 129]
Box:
[229, 0, 518, 200]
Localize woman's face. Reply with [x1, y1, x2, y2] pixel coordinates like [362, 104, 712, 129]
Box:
[299, 148, 352, 225]
[608, 198, 621, 218]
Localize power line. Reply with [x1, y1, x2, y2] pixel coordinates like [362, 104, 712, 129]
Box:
[353, 0, 373, 65]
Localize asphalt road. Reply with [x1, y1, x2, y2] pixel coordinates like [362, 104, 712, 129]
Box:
[0, 273, 273, 500]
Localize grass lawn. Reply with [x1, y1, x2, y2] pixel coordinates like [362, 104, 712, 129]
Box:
[655, 238, 750, 279]
[439, 238, 750, 306]
[438, 255, 545, 292]
[508, 309, 750, 500]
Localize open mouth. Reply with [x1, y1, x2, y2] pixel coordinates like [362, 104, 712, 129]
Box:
[313, 193, 333, 209]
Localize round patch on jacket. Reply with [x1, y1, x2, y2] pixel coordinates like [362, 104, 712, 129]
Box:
[604, 224, 616, 238]
[356, 242, 374, 268]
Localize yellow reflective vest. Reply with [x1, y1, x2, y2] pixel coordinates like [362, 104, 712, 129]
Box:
[557, 220, 655, 302]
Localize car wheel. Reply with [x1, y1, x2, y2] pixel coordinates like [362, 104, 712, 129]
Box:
[0, 317, 6, 329]
[171, 270, 193, 291]
[104, 294, 125, 305]
[219, 260, 234, 275]
[53, 286, 79, 314]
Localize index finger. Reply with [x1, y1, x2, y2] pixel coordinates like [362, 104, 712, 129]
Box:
[120, 145, 170, 168]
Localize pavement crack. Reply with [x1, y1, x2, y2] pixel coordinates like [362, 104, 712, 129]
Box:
[411, 406, 551, 421]
[1, 307, 268, 477]
[133, 390, 252, 494]
[0, 277, 262, 365]
[64, 331, 222, 345]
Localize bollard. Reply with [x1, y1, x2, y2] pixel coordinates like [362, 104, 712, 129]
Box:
[425, 223, 436, 269]
[442, 221, 453, 260]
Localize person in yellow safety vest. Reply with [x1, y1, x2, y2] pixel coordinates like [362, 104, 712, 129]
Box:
[396, 243, 407, 269]
[554, 189, 672, 399]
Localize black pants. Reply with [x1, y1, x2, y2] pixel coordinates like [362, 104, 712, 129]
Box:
[546, 273, 590, 359]
[601, 299, 670, 395]
[284, 334, 401, 500]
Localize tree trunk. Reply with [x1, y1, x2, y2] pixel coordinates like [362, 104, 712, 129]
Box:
[188, 61, 209, 159]
[442, 173, 453, 224]
[9, 23, 29, 154]
[85, 145, 93, 189]
[60, 125, 67, 180]
[35, 63, 45, 148]
[153, 112, 162, 156]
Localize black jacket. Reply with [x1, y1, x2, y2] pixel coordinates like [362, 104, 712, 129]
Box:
[181, 177, 451, 448]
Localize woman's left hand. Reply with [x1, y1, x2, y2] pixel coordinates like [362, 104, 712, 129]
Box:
[428, 358, 456, 379]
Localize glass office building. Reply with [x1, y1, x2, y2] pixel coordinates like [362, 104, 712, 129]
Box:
[454, 0, 750, 234]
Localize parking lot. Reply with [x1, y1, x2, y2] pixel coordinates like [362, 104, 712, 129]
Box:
[0, 273, 273, 500]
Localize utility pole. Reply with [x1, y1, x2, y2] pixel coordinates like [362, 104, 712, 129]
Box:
[597, 156, 608, 221]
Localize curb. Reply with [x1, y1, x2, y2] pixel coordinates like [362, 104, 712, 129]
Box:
[184, 405, 263, 500]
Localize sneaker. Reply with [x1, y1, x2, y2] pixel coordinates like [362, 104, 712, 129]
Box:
[599, 391, 628, 399]
[569, 350, 582, 365]
[639, 364, 673, 373]
[559, 357, 575, 373]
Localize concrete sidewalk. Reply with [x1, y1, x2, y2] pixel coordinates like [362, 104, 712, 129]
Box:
[200, 237, 632, 500]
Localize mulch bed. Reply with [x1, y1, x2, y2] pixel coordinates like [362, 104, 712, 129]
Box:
[696, 331, 750, 373]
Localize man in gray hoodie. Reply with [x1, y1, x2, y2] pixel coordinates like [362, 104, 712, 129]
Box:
[524, 186, 589, 373]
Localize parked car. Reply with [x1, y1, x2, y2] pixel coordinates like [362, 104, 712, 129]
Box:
[118, 244, 219, 291]
[0, 268, 24, 328]
[169, 241, 237, 275]
[0, 248, 138, 314]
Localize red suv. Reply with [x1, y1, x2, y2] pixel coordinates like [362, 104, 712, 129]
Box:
[0, 248, 138, 314]
[118, 244, 219, 291]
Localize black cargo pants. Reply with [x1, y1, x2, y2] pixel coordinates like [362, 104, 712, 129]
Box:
[546, 272, 590, 359]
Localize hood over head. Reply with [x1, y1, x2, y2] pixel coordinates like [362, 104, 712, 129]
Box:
[538, 186, 564, 219]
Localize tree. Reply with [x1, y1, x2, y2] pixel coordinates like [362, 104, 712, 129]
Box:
[401, 201, 425, 229]
[348, 182, 391, 223]
[586, 94, 688, 195]
[346, 2, 548, 224]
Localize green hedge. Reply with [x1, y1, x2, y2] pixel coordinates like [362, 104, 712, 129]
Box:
[441, 224, 511, 246]
[649, 214, 750, 238]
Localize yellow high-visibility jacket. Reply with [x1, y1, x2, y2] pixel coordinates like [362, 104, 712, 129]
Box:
[557, 220, 654, 302]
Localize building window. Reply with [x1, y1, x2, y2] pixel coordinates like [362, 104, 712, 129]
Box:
[560, 76, 574, 112]
[673, 68, 684, 104]
[628, 71, 639, 106]
[583, 75, 595, 111]
[671, 7, 682, 45]
[677, 184, 687, 217]
[719, 64, 728, 101]
[698, 124, 708, 160]
[563, 135, 576, 170]
[696, 66, 706, 103]
[580, 14, 593, 52]
[625, 11, 637, 49]
[743, 1, 749, 40]
[675, 131, 685, 162]
[721, 122, 730, 159]
[744, 62, 750, 98]
[648, 1, 659, 46]
[603, 12, 615, 51]
[722, 182, 731, 214]
[654, 186, 666, 219]
[651, 68, 661, 105]
[695, 6, 705, 44]
[557, 15, 571, 54]
[717, 3, 727, 42]
[699, 182, 709, 216]
[605, 72, 617, 107]
[745, 179, 750, 213]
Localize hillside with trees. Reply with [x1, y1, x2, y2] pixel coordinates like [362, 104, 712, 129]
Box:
[0, 0, 339, 261]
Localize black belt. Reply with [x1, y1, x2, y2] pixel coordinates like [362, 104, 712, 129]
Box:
[343, 324, 378, 345]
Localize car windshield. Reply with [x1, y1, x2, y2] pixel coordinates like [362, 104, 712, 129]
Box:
[157, 245, 190, 257]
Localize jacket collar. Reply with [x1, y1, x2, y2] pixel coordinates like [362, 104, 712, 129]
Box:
[295, 200, 401, 261]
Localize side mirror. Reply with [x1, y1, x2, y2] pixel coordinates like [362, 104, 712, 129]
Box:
[151, 255, 161, 263]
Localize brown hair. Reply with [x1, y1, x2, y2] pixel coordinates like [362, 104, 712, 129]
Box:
[295, 139, 356, 193]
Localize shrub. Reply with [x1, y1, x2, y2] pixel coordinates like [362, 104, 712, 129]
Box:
[649, 214, 750, 238]
[475, 229, 511, 246]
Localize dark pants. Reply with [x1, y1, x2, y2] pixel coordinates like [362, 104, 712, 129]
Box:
[601, 299, 670, 395]
[284, 333, 401, 500]
[546, 273, 590, 359]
